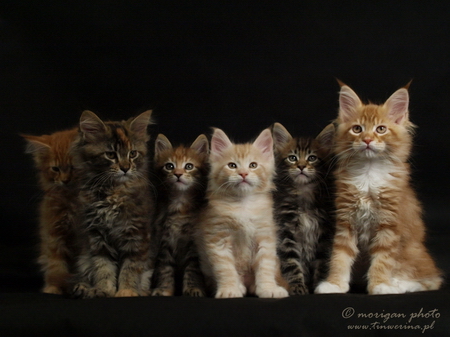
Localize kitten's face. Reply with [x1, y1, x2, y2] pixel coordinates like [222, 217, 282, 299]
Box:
[157, 147, 207, 192]
[209, 128, 274, 196]
[278, 138, 323, 185]
[76, 110, 152, 184]
[23, 128, 78, 187]
[335, 85, 413, 162]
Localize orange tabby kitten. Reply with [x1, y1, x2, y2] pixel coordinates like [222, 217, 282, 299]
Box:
[196, 127, 288, 298]
[315, 84, 443, 295]
[22, 128, 80, 294]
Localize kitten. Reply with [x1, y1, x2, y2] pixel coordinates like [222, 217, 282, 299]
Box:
[272, 122, 335, 295]
[71, 110, 154, 298]
[196, 127, 289, 298]
[151, 134, 209, 297]
[315, 84, 443, 294]
[22, 128, 80, 294]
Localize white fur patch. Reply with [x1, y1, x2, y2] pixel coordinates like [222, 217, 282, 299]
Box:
[315, 281, 349, 294]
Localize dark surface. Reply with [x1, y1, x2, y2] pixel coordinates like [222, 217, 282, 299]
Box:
[1, 2, 449, 336]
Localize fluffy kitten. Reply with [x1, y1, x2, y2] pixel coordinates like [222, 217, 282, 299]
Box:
[315, 84, 443, 295]
[71, 110, 154, 298]
[272, 123, 335, 295]
[196, 127, 288, 298]
[151, 134, 209, 297]
[22, 128, 80, 294]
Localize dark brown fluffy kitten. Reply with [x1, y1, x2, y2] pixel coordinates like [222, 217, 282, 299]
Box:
[71, 110, 154, 298]
[272, 123, 335, 294]
[151, 134, 209, 296]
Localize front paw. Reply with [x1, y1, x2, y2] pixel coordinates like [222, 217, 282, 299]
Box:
[256, 285, 289, 298]
[72, 283, 115, 299]
[289, 282, 309, 295]
[183, 286, 206, 297]
[151, 287, 174, 297]
[215, 285, 246, 298]
[115, 289, 139, 297]
[315, 281, 349, 294]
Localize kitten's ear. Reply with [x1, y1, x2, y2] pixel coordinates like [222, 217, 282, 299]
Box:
[154, 134, 172, 159]
[191, 134, 209, 155]
[385, 88, 409, 124]
[272, 123, 292, 152]
[253, 128, 274, 160]
[80, 110, 106, 141]
[210, 128, 233, 159]
[338, 86, 362, 123]
[21, 134, 51, 155]
[316, 123, 335, 151]
[130, 110, 153, 140]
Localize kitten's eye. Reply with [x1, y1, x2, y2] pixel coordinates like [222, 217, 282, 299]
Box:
[51, 166, 60, 172]
[129, 150, 138, 158]
[228, 162, 237, 169]
[307, 155, 317, 162]
[249, 162, 258, 169]
[165, 163, 175, 170]
[185, 163, 194, 170]
[351, 125, 363, 134]
[105, 151, 117, 160]
[287, 155, 298, 163]
[376, 125, 387, 134]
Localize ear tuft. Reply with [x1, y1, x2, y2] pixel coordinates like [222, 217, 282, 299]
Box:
[79, 111, 106, 138]
[272, 123, 292, 152]
[338, 86, 362, 123]
[253, 128, 273, 158]
[385, 88, 409, 124]
[191, 134, 209, 155]
[130, 110, 153, 140]
[210, 128, 233, 158]
[154, 134, 172, 158]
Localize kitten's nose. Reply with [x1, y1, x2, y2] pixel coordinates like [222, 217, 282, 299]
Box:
[363, 138, 372, 145]
[239, 173, 248, 179]
[298, 165, 306, 171]
[175, 174, 182, 179]
[120, 166, 130, 173]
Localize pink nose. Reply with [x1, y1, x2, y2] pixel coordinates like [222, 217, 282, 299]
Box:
[363, 138, 372, 145]
[240, 173, 248, 179]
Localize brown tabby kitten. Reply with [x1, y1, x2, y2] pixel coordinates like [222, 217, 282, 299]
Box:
[71, 110, 154, 298]
[22, 128, 79, 294]
[272, 123, 335, 295]
[315, 84, 443, 294]
[196, 127, 289, 298]
[151, 134, 209, 296]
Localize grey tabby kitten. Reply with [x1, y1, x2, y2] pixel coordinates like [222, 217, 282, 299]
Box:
[72, 110, 153, 298]
[272, 123, 335, 295]
[151, 134, 209, 296]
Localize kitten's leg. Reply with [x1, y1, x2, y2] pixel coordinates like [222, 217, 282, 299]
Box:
[72, 254, 118, 298]
[207, 234, 246, 298]
[151, 243, 176, 297]
[278, 229, 308, 295]
[116, 256, 149, 297]
[39, 253, 70, 295]
[315, 222, 357, 294]
[253, 226, 289, 298]
[182, 243, 206, 297]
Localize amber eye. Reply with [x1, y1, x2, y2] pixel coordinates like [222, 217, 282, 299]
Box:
[165, 163, 175, 170]
[307, 155, 317, 162]
[287, 155, 297, 163]
[129, 150, 138, 158]
[105, 151, 116, 159]
[228, 162, 237, 169]
[249, 162, 258, 169]
[185, 163, 194, 170]
[376, 125, 387, 134]
[351, 125, 363, 133]
[51, 166, 60, 172]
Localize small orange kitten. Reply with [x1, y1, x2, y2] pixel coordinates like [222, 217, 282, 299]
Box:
[315, 84, 443, 295]
[22, 128, 80, 294]
[196, 127, 288, 298]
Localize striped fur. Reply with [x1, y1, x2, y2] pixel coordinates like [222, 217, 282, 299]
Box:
[272, 123, 335, 294]
[151, 134, 209, 296]
[71, 110, 154, 298]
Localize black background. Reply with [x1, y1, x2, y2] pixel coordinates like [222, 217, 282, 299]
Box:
[1, 0, 449, 292]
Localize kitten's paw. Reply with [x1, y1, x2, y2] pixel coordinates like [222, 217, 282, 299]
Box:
[183, 287, 206, 297]
[215, 285, 246, 298]
[370, 283, 402, 295]
[314, 281, 348, 294]
[256, 285, 289, 298]
[72, 283, 115, 299]
[42, 285, 63, 295]
[151, 288, 174, 297]
[115, 289, 139, 297]
[370, 279, 424, 295]
[289, 282, 309, 295]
